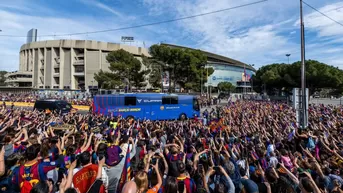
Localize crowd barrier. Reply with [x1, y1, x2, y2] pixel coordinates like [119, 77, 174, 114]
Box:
[4, 102, 90, 111]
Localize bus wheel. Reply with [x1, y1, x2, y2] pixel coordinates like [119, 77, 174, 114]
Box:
[179, 113, 187, 121]
[126, 115, 134, 120]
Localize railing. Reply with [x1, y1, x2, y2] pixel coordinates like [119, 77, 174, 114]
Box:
[73, 60, 84, 65]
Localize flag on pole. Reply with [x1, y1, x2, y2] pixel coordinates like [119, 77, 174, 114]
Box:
[117, 146, 131, 193]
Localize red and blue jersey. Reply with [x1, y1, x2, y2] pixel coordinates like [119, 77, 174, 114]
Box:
[176, 176, 197, 193]
[13, 160, 59, 188]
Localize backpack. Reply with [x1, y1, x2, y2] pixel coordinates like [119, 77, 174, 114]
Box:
[19, 163, 40, 193]
[167, 154, 183, 177]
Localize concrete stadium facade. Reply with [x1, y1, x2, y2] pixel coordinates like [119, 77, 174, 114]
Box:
[19, 40, 150, 90]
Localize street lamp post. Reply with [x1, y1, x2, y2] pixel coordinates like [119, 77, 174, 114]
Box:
[200, 67, 203, 96]
[250, 64, 255, 93]
[206, 64, 209, 98]
[300, 0, 307, 129]
[286, 54, 291, 64]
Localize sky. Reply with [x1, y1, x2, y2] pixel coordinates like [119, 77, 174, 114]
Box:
[0, 0, 342, 71]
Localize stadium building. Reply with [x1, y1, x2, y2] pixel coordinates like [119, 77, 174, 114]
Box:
[15, 40, 150, 90]
[9, 40, 255, 92]
[162, 43, 256, 88]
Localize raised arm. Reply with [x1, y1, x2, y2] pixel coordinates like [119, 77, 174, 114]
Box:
[158, 152, 168, 175]
[219, 166, 235, 193]
[279, 163, 299, 185]
[0, 147, 5, 177]
[151, 159, 162, 190]
[145, 152, 154, 173]
[81, 133, 94, 153]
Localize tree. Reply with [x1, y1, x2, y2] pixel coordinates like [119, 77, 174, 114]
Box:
[148, 44, 214, 92]
[217, 82, 236, 93]
[252, 60, 343, 96]
[94, 49, 149, 90]
[142, 56, 164, 89]
[94, 70, 121, 89]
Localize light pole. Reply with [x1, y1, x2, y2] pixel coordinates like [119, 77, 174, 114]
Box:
[200, 67, 203, 96]
[206, 64, 209, 98]
[300, 0, 307, 129]
[250, 64, 255, 93]
[286, 54, 291, 64]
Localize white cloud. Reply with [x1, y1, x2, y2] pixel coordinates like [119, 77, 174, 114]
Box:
[140, 0, 343, 68]
[298, 2, 343, 37]
[1, 0, 343, 72]
[0, 6, 151, 71]
[79, 0, 123, 18]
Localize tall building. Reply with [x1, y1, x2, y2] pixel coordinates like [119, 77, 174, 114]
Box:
[26, 29, 37, 44]
[19, 40, 150, 90]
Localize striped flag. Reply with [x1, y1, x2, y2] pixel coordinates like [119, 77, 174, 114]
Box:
[117, 146, 131, 193]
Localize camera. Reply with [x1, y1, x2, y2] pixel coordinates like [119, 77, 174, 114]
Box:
[151, 157, 157, 165]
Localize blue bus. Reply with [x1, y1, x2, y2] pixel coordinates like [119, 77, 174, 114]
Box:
[92, 93, 200, 120]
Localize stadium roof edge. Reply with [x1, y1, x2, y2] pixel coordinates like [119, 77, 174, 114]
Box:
[161, 43, 256, 72]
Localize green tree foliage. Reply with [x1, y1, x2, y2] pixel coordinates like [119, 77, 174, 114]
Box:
[217, 82, 236, 92]
[142, 56, 164, 89]
[147, 44, 214, 92]
[94, 49, 149, 90]
[0, 71, 7, 86]
[252, 60, 343, 96]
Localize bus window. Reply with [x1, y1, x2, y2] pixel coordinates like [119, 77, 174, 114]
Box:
[193, 98, 200, 111]
[162, 96, 170, 104]
[125, 97, 136, 106]
[162, 96, 178, 104]
[171, 97, 178, 104]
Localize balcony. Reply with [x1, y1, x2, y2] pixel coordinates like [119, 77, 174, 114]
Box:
[54, 57, 60, 64]
[73, 60, 84, 65]
[54, 64, 60, 68]
[74, 72, 85, 77]
[53, 74, 60, 77]
[40, 65, 44, 70]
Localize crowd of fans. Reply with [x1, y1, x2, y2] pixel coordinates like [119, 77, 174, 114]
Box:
[0, 93, 92, 106]
[0, 100, 342, 193]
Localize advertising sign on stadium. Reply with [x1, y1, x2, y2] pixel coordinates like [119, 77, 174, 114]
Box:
[121, 36, 134, 42]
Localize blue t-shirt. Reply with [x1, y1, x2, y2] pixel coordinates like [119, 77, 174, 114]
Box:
[241, 178, 259, 193]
